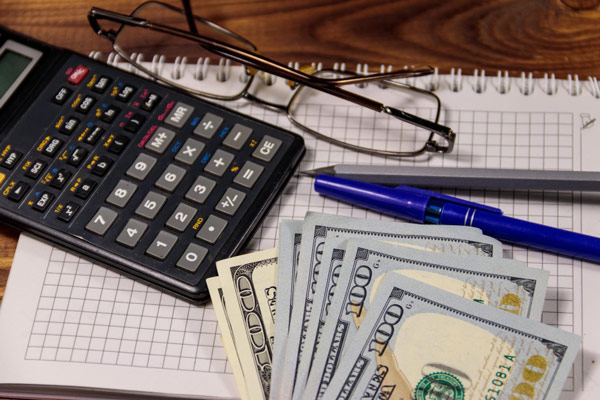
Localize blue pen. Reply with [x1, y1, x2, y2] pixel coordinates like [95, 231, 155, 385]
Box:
[314, 174, 600, 263]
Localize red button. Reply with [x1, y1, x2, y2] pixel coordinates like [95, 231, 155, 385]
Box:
[67, 65, 89, 85]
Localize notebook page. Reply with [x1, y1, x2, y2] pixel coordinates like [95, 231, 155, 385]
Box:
[5, 59, 600, 398]
[0, 234, 239, 399]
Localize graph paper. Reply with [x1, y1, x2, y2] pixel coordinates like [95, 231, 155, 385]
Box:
[2, 70, 600, 399]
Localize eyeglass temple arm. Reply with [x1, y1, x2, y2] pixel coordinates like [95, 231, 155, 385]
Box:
[88, 8, 431, 87]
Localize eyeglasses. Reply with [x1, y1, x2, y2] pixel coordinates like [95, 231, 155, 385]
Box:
[87, 0, 456, 158]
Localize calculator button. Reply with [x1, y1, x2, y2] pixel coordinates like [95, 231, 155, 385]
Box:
[108, 135, 130, 154]
[116, 218, 148, 248]
[92, 76, 112, 93]
[91, 156, 113, 176]
[86, 206, 118, 236]
[42, 137, 64, 157]
[67, 65, 89, 85]
[125, 113, 146, 133]
[135, 191, 167, 220]
[1, 150, 22, 170]
[146, 230, 178, 260]
[145, 127, 176, 154]
[76, 96, 96, 114]
[7, 181, 29, 202]
[52, 87, 72, 105]
[32, 192, 55, 212]
[116, 85, 136, 102]
[75, 179, 97, 199]
[174, 138, 205, 165]
[165, 102, 194, 128]
[59, 117, 80, 135]
[106, 179, 138, 208]
[49, 169, 72, 189]
[166, 203, 197, 232]
[193, 113, 223, 139]
[141, 93, 161, 111]
[196, 214, 228, 244]
[204, 149, 234, 177]
[215, 188, 246, 216]
[83, 125, 104, 145]
[100, 105, 121, 123]
[223, 124, 252, 150]
[57, 202, 80, 222]
[25, 159, 47, 178]
[233, 161, 264, 189]
[176, 243, 208, 273]
[126, 153, 157, 181]
[185, 176, 216, 204]
[66, 147, 88, 167]
[252, 136, 282, 162]
[155, 164, 186, 192]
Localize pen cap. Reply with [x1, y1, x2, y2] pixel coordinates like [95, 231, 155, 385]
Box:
[314, 175, 428, 222]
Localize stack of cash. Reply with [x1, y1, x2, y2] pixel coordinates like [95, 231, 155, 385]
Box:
[208, 212, 580, 400]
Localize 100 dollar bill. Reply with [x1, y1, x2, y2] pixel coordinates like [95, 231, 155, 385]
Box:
[321, 274, 580, 400]
[216, 248, 278, 400]
[287, 213, 503, 399]
[302, 239, 549, 400]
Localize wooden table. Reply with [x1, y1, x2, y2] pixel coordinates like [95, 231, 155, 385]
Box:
[0, 0, 600, 301]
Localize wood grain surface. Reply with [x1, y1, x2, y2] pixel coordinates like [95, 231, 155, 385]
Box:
[0, 0, 599, 303]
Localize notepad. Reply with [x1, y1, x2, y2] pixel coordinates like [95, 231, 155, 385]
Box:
[2, 58, 600, 399]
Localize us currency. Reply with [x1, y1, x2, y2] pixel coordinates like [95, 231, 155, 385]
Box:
[270, 220, 303, 400]
[216, 248, 278, 400]
[283, 212, 503, 400]
[302, 239, 549, 400]
[207, 277, 249, 400]
[320, 274, 580, 400]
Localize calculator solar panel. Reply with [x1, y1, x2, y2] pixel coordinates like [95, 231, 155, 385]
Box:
[0, 27, 305, 302]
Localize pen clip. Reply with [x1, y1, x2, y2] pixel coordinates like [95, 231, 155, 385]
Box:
[395, 185, 503, 214]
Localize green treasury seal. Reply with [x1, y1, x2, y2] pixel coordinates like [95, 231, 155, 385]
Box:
[414, 372, 465, 400]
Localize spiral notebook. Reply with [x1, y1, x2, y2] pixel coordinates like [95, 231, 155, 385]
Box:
[1, 53, 600, 399]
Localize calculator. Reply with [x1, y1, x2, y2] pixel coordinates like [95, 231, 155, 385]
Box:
[0, 26, 304, 302]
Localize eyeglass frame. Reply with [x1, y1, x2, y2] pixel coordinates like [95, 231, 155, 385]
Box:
[87, 0, 456, 157]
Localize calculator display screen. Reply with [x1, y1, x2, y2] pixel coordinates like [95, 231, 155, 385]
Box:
[0, 50, 32, 99]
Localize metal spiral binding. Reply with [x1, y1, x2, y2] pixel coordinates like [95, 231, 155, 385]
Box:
[94, 51, 600, 99]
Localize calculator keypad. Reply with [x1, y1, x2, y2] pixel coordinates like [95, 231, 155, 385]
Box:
[0, 53, 304, 302]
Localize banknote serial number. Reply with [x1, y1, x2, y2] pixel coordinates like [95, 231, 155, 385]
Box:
[485, 354, 549, 400]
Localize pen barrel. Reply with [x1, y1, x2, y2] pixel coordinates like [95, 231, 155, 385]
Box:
[314, 175, 428, 223]
[440, 203, 600, 263]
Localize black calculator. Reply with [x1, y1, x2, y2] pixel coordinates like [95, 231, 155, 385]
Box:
[0, 26, 304, 302]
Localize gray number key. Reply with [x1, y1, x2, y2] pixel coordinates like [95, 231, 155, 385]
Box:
[176, 243, 208, 273]
[126, 153, 157, 181]
[215, 188, 246, 216]
[166, 203, 197, 232]
[86, 207, 118, 236]
[204, 149, 234, 177]
[146, 230, 178, 260]
[185, 176, 216, 204]
[135, 191, 167, 220]
[106, 179, 138, 208]
[116, 218, 148, 248]
[155, 164, 186, 192]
